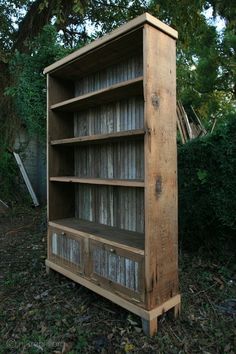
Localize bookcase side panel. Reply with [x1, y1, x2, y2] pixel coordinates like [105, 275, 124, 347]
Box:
[47, 75, 75, 221]
[143, 25, 179, 310]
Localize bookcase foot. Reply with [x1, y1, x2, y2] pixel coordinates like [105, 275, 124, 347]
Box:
[168, 302, 181, 319]
[45, 264, 52, 275]
[173, 302, 181, 318]
[141, 318, 158, 336]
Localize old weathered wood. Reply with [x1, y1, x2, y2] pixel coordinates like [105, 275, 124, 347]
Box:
[46, 13, 180, 336]
[143, 24, 179, 310]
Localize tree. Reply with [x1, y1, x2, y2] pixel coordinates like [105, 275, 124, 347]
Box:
[0, 0, 235, 200]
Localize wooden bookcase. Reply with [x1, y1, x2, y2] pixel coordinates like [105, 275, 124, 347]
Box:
[44, 13, 180, 336]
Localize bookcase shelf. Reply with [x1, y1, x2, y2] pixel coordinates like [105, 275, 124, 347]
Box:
[49, 218, 145, 255]
[51, 129, 145, 146]
[51, 77, 143, 112]
[50, 177, 144, 187]
[45, 13, 180, 336]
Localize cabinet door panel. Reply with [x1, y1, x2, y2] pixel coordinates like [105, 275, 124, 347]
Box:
[48, 227, 84, 274]
[90, 241, 144, 302]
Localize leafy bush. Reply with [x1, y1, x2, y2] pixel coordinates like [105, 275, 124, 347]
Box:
[6, 25, 71, 142]
[178, 117, 236, 252]
[0, 25, 71, 202]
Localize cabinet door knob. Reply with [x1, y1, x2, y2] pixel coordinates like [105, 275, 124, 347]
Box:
[61, 231, 66, 236]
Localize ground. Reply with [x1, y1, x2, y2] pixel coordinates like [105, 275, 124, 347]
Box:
[0, 205, 235, 354]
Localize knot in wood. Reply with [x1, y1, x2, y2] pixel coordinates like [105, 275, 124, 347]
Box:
[151, 94, 160, 109]
[155, 176, 162, 198]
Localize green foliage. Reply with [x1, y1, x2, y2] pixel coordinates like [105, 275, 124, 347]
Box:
[0, 148, 18, 201]
[178, 117, 236, 252]
[6, 25, 70, 142]
[0, 25, 71, 201]
[147, 0, 235, 125]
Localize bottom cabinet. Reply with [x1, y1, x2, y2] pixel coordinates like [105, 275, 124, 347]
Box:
[89, 241, 144, 302]
[48, 227, 145, 303]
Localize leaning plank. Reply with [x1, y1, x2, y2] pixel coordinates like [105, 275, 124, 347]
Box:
[0, 199, 9, 214]
[13, 152, 39, 207]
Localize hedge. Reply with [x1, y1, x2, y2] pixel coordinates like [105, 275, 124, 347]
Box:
[178, 117, 236, 252]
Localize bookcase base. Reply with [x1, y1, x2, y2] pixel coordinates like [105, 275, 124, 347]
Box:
[45, 259, 180, 336]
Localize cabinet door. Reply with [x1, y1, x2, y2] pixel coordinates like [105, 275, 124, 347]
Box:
[89, 241, 144, 302]
[48, 227, 84, 274]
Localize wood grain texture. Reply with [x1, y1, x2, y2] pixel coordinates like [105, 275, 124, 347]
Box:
[143, 24, 179, 310]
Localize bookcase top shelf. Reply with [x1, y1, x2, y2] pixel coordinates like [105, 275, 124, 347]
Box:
[50, 77, 143, 112]
[44, 13, 177, 77]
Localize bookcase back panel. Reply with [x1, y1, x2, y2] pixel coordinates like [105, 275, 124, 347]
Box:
[74, 140, 144, 179]
[74, 96, 144, 137]
[75, 185, 144, 233]
[75, 55, 143, 96]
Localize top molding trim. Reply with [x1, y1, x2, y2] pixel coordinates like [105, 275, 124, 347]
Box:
[43, 12, 178, 74]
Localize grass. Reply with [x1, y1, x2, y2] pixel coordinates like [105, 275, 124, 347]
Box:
[0, 205, 235, 353]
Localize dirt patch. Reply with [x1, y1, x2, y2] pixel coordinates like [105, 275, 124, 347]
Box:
[0, 205, 235, 353]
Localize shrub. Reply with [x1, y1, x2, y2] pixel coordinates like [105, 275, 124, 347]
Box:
[178, 117, 236, 252]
